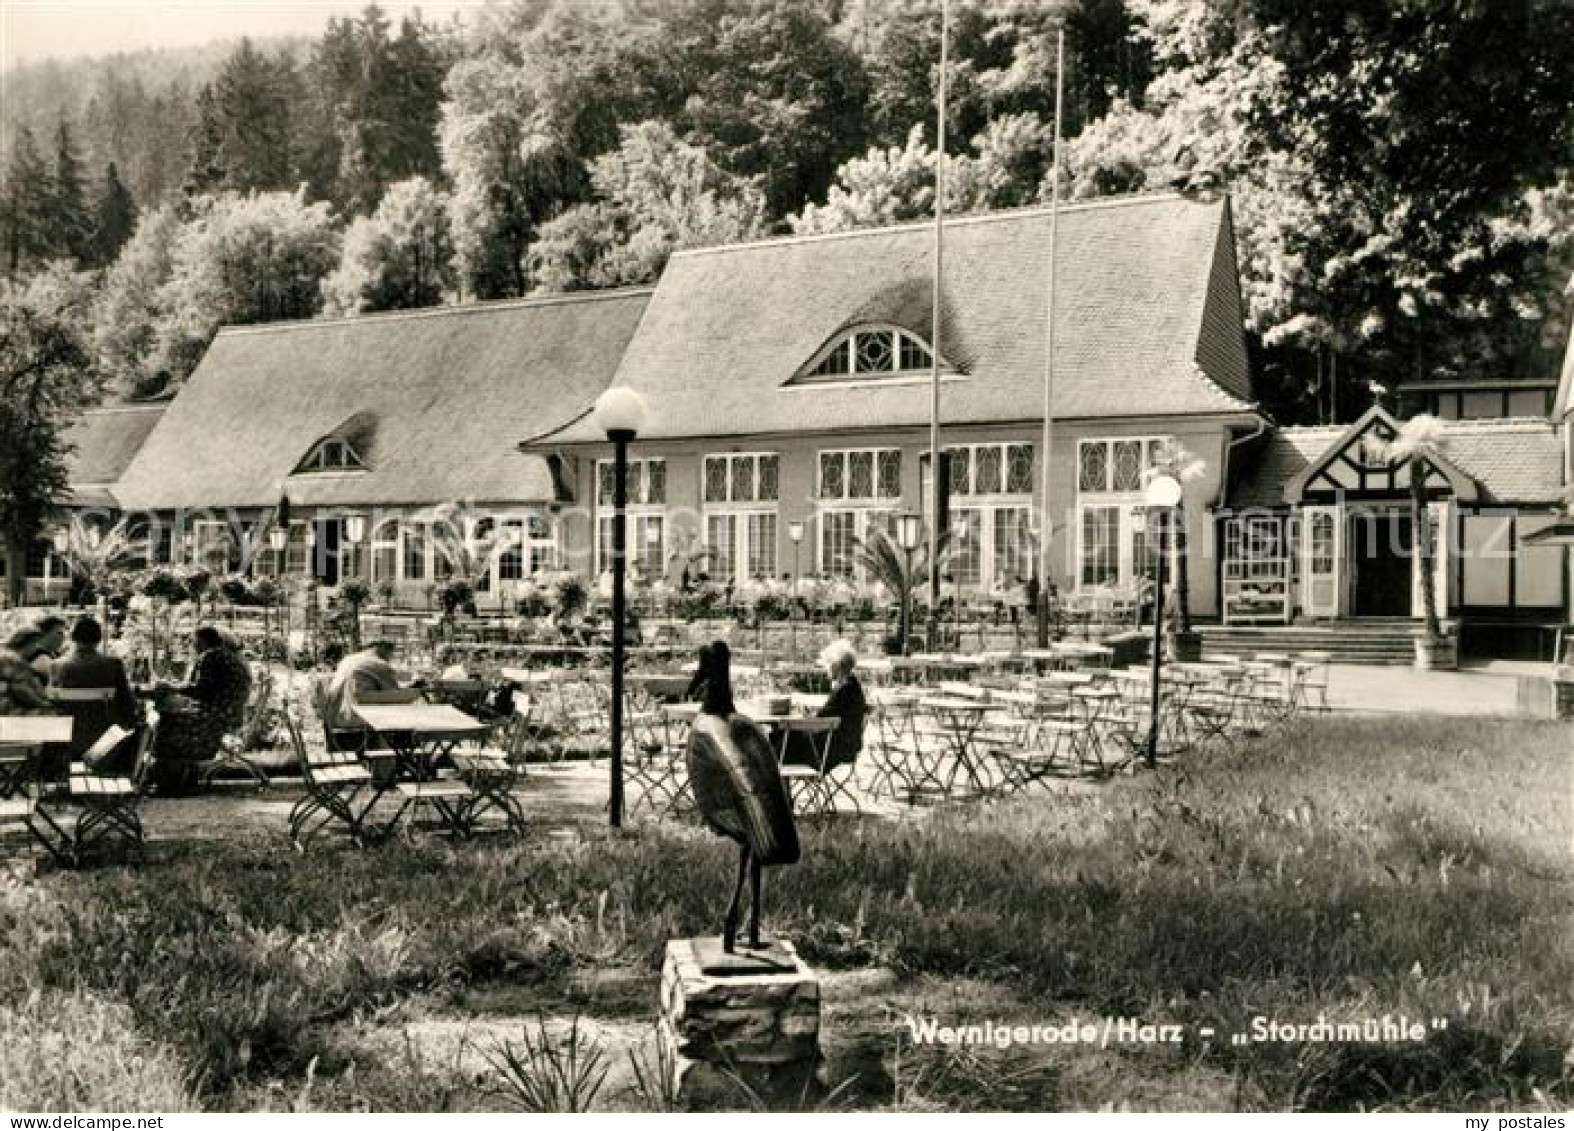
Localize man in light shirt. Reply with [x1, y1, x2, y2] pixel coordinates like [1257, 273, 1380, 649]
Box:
[321, 639, 406, 729]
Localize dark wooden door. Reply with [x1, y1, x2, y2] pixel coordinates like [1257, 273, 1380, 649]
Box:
[1350, 512, 1412, 616]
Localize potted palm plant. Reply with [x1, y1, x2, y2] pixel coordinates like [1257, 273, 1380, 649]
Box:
[1380, 415, 1457, 670]
[59, 516, 139, 622]
[854, 528, 948, 655]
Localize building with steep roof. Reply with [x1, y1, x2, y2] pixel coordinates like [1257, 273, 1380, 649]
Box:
[14, 190, 1568, 653]
[538, 193, 1261, 619]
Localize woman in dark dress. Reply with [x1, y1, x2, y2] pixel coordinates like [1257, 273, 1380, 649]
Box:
[148, 626, 252, 795]
[782, 639, 866, 772]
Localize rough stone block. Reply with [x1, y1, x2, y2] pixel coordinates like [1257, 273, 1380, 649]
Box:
[659, 937, 824, 1110]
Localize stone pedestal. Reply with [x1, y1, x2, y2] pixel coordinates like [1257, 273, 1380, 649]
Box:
[659, 937, 823, 1110]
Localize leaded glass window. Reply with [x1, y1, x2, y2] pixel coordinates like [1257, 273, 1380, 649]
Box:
[597, 458, 666, 506]
[704, 457, 729, 503]
[877, 450, 902, 498]
[856, 331, 894, 373]
[1079, 442, 1108, 492]
[975, 445, 1002, 495]
[1113, 440, 1144, 492]
[820, 452, 844, 499]
[758, 455, 779, 502]
[848, 451, 874, 498]
[948, 447, 970, 495]
[1077, 438, 1171, 496]
[803, 327, 938, 381]
[819, 449, 900, 501]
[1006, 444, 1034, 493]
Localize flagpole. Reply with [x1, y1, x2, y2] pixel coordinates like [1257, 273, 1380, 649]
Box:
[927, 0, 949, 651]
[1036, 26, 1066, 649]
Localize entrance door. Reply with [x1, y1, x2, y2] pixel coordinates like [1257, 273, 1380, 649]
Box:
[315, 519, 340, 586]
[1349, 510, 1412, 616]
[1299, 505, 1342, 618]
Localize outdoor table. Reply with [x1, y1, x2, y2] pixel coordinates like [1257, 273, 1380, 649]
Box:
[0, 716, 74, 797]
[1068, 685, 1124, 770]
[916, 696, 996, 798]
[354, 703, 491, 783]
[629, 672, 693, 703]
[500, 666, 562, 686]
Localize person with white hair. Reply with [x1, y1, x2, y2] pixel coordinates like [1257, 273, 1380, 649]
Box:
[782, 638, 867, 771]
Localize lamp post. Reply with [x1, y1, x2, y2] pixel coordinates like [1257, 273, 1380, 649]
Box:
[592, 386, 650, 829]
[787, 521, 804, 655]
[896, 512, 923, 656]
[342, 514, 367, 648]
[1143, 472, 1184, 769]
[268, 527, 288, 648]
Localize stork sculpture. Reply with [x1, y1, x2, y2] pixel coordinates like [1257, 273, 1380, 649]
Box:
[685, 641, 800, 954]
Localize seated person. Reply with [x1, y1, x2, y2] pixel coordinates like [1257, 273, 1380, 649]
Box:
[46, 615, 142, 778]
[147, 626, 253, 796]
[0, 624, 58, 715]
[24, 614, 67, 682]
[322, 639, 407, 729]
[781, 639, 867, 772]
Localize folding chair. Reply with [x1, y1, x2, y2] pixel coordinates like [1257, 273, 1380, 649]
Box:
[284, 710, 378, 851]
[773, 716, 843, 816]
[1292, 652, 1332, 713]
[46, 687, 116, 775]
[448, 703, 528, 837]
[386, 775, 477, 840]
[68, 714, 160, 864]
[623, 687, 691, 819]
[0, 737, 70, 865]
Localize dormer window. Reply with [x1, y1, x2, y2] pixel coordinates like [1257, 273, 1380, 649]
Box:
[295, 437, 365, 473]
[794, 325, 945, 383]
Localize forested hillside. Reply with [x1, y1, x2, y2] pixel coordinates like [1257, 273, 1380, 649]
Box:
[2, 0, 1570, 424]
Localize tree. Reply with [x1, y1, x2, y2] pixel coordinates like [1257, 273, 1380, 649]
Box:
[94, 204, 183, 397]
[791, 114, 1055, 234]
[151, 190, 341, 389]
[181, 84, 229, 200]
[47, 119, 94, 265]
[0, 274, 102, 606]
[656, 0, 873, 218]
[854, 0, 1139, 153]
[90, 162, 138, 268]
[1068, 0, 1574, 422]
[439, 50, 585, 298]
[2, 128, 54, 278]
[321, 176, 455, 316]
[1379, 415, 1450, 648]
[531, 120, 767, 291]
[211, 40, 296, 193]
[300, 7, 451, 214]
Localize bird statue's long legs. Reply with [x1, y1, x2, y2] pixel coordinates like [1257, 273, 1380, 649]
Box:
[722, 842, 751, 953]
[746, 853, 765, 949]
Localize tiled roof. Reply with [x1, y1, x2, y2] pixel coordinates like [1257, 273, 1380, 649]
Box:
[114, 291, 651, 510]
[61, 404, 166, 505]
[1228, 418, 1566, 507]
[543, 193, 1255, 444]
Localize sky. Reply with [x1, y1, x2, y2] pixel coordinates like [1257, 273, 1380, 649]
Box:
[0, 0, 482, 71]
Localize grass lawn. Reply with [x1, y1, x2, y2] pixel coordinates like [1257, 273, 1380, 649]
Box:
[2, 714, 1570, 1112]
